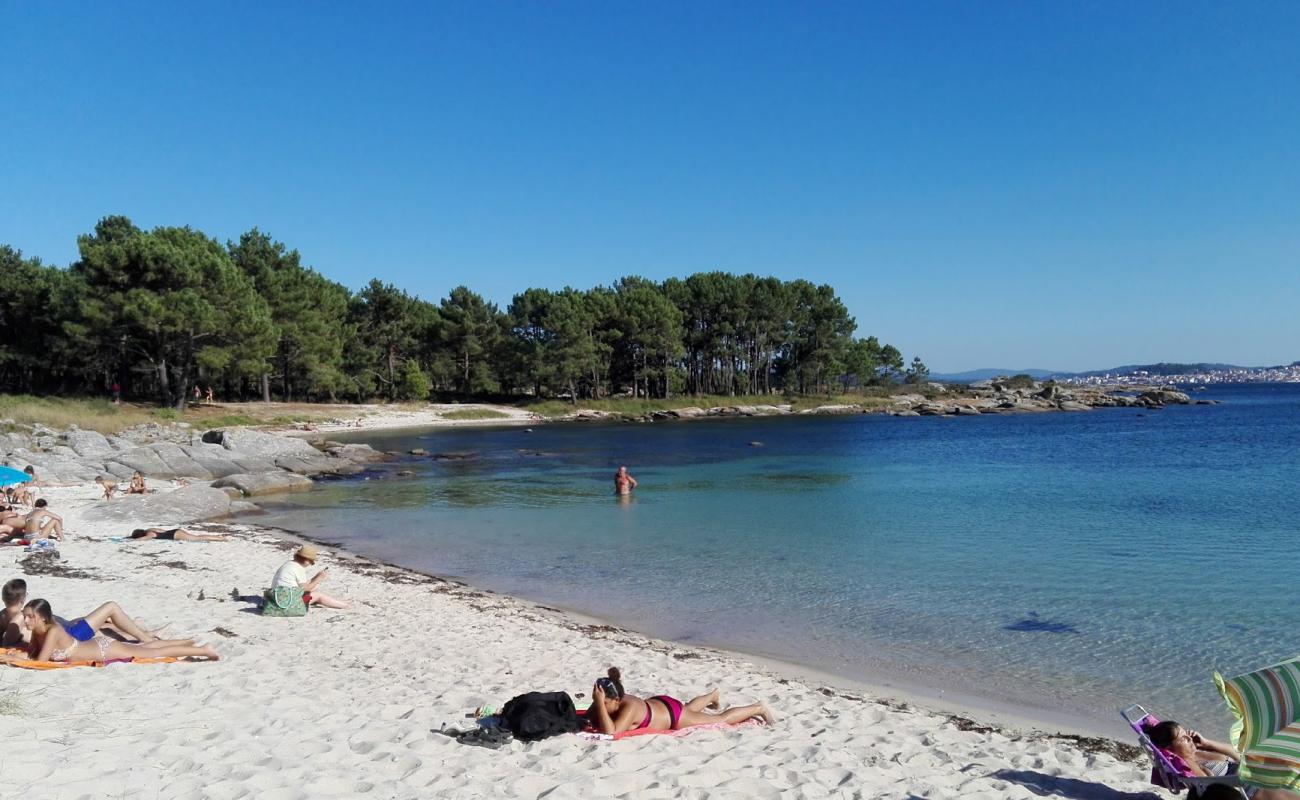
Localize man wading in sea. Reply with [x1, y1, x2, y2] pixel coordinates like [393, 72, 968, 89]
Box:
[614, 466, 637, 496]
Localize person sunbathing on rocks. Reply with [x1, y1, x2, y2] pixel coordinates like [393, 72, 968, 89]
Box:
[2, 599, 218, 663]
[128, 527, 229, 543]
[584, 667, 774, 735]
[0, 578, 176, 648]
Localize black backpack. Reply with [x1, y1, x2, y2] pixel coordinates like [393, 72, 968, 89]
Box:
[500, 691, 583, 741]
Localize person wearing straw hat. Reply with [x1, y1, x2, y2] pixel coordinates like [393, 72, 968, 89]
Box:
[270, 545, 349, 610]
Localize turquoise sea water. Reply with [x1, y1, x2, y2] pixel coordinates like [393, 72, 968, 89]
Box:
[256, 384, 1300, 734]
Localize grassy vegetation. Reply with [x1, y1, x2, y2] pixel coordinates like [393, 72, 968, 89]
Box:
[0, 395, 156, 434]
[440, 408, 511, 421]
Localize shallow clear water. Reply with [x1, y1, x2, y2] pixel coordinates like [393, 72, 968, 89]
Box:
[257, 384, 1300, 733]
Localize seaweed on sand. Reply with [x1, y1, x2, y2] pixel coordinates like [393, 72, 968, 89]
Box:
[19, 550, 98, 580]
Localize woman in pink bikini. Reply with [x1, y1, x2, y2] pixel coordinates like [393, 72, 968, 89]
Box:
[584, 666, 774, 735]
[7, 599, 219, 664]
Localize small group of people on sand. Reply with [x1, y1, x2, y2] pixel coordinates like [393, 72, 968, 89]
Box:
[3, 467, 36, 507]
[0, 499, 64, 541]
[0, 578, 219, 663]
[97, 471, 148, 500]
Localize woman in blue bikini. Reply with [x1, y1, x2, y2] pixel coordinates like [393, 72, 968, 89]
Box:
[6, 599, 220, 664]
[585, 667, 774, 735]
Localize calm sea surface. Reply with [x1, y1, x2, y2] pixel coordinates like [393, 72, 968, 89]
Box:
[256, 384, 1300, 733]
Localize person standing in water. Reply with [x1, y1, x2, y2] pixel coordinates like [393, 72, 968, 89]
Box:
[614, 466, 637, 496]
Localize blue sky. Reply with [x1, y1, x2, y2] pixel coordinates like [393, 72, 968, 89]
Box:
[2, 2, 1297, 372]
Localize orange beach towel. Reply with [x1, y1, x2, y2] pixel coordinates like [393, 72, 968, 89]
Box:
[0, 647, 179, 670]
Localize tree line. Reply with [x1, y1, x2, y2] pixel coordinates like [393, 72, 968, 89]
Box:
[0, 216, 928, 409]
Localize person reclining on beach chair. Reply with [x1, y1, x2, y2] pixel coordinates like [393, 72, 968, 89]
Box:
[0, 578, 173, 648]
[0, 599, 218, 664]
[1122, 705, 1299, 799]
[584, 666, 774, 735]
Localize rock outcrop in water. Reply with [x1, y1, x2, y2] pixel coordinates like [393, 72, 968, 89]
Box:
[556, 382, 1199, 423]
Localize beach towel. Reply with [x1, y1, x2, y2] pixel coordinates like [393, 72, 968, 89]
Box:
[0, 647, 179, 670]
[575, 709, 762, 741]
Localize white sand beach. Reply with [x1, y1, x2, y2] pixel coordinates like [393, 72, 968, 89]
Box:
[0, 486, 1161, 800]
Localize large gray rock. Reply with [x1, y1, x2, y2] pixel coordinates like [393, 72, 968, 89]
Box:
[0, 432, 32, 454]
[146, 442, 215, 480]
[5, 450, 101, 484]
[179, 444, 245, 478]
[106, 447, 176, 479]
[201, 428, 322, 460]
[325, 443, 389, 464]
[212, 472, 314, 497]
[1141, 389, 1191, 406]
[92, 486, 233, 524]
[1058, 401, 1093, 412]
[63, 429, 115, 458]
[274, 454, 362, 476]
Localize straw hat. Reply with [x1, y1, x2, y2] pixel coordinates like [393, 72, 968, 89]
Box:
[295, 545, 319, 563]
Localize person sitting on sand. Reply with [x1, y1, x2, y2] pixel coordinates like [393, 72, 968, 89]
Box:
[1, 599, 218, 663]
[0, 578, 173, 648]
[23, 499, 63, 540]
[271, 545, 349, 610]
[614, 466, 637, 496]
[584, 667, 773, 735]
[126, 471, 147, 495]
[129, 527, 229, 543]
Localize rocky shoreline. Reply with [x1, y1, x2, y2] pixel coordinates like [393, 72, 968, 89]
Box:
[0, 423, 389, 519]
[562, 382, 1210, 423]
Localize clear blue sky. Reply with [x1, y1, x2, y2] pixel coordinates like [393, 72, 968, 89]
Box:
[3, 2, 1297, 373]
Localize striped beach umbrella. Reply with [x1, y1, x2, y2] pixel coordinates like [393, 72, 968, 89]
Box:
[1216, 657, 1300, 793]
[0, 466, 31, 487]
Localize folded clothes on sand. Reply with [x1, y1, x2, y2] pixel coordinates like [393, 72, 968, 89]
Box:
[0, 647, 179, 670]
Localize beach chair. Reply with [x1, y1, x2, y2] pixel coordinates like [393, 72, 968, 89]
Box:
[1121, 704, 1246, 798]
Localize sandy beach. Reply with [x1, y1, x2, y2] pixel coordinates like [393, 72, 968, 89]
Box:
[0, 483, 1165, 800]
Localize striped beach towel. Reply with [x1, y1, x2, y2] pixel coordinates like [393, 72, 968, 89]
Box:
[1216, 656, 1300, 793]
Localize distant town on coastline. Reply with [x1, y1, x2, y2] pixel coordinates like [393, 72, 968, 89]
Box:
[934, 362, 1300, 386]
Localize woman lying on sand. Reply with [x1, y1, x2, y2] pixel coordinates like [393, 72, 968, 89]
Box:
[129, 527, 229, 542]
[585, 667, 774, 735]
[1, 578, 172, 648]
[4, 599, 218, 663]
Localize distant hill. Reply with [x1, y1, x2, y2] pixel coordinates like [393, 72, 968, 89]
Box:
[929, 368, 1057, 383]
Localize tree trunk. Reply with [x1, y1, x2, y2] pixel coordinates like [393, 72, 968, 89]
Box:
[387, 345, 397, 400]
[261, 373, 271, 403]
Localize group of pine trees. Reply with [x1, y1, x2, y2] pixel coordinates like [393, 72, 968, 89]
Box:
[0, 216, 928, 409]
